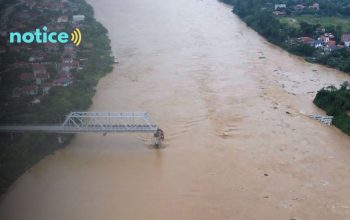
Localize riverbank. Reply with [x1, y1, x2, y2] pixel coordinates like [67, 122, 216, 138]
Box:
[221, 0, 350, 136]
[314, 82, 350, 135]
[220, 0, 350, 74]
[0, 0, 114, 194]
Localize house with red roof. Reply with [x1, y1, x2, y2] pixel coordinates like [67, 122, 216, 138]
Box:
[19, 73, 35, 82]
[298, 37, 315, 46]
[41, 82, 54, 95]
[324, 40, 338, 53]
[53, 76, 73, 87]
[32, 63, 47, 77]
[35, 72, 50, 85]
[294, 4, 306, 10]
[61, 58, 80, 72]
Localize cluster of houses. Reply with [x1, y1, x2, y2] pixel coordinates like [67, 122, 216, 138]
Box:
[0, 0, 86, 99]
[271, 3, 350, 53]
[13, 43, 77, 97]
[298, 32, 350, 53]
[273, 3, 320, 16]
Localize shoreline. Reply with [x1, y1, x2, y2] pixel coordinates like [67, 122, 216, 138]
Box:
[221, 1, 350, 76]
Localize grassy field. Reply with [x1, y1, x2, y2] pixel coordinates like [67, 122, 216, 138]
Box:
[279, 15, 350, 32]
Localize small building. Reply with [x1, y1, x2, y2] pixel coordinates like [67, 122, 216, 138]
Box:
[294, 4, 306, 10]
[35, 72, 50, 85]
[31, 98, 41, 105]
[309, 3, 320, 10]
[341, 34, 350, 47]
[324, 41, 337, 53]
[61, 59, 79, 72]
[298, 37, 315, 46]
[275, 4, 286, 10]
[273, 11, 286, 16]
[319, 35, 330, 43]
[316, 28, 326, 34]
[53, 76, 73, 87]
[313, 40, 324, 48]
[29, 55, 45, 63]
[22, 84, 38, 95]
[57, 15, 69, 23]
[41, 82, 54, 95]
[327, 40, 336, 47]
[32, 63, 47, 77]
[72, 15, 85, 23]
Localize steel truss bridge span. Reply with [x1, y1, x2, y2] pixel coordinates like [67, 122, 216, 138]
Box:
[0, 112, 159, 134]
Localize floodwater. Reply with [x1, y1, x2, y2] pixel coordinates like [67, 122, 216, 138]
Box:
[2, 0, 350, 219]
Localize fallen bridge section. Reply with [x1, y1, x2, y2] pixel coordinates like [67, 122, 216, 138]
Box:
[309, 115, 334, 126]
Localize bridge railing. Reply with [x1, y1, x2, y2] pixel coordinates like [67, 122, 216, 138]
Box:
[0, 112, 159, 134]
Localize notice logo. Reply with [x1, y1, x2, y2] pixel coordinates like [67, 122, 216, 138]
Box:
[9, 26, 83, 46]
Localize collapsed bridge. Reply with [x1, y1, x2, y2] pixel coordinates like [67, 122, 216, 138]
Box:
[0, 112, 164, 147]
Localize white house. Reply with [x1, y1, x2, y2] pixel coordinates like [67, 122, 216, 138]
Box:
[342, 34, 350, 47]
[73, 15, 85, 23]
[57, 15, 69, 23]
[313, 40, 324, 48]
[275, 4, 286, 10]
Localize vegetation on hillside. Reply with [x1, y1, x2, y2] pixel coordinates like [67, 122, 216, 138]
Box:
[314, 82, 350, 135]
[220, 0, 350, 73]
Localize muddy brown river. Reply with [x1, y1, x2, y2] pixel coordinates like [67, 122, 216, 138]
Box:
[2, 0, 350, 219]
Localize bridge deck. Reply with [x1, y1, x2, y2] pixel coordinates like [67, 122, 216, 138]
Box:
[0, 112, 159, 134]
[0, 124, 158, 133]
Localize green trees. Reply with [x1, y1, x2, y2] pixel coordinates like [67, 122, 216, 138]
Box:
[0, 0, 114, 194]
[314, 82, 350, 135]
[222, 0, 350, 74]
[317, 49, 350, 72]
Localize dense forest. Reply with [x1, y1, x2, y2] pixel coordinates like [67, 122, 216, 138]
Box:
[0, 0, 114, 194]
[314, 82, 350, 135]
[220, 0, 350, 73]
